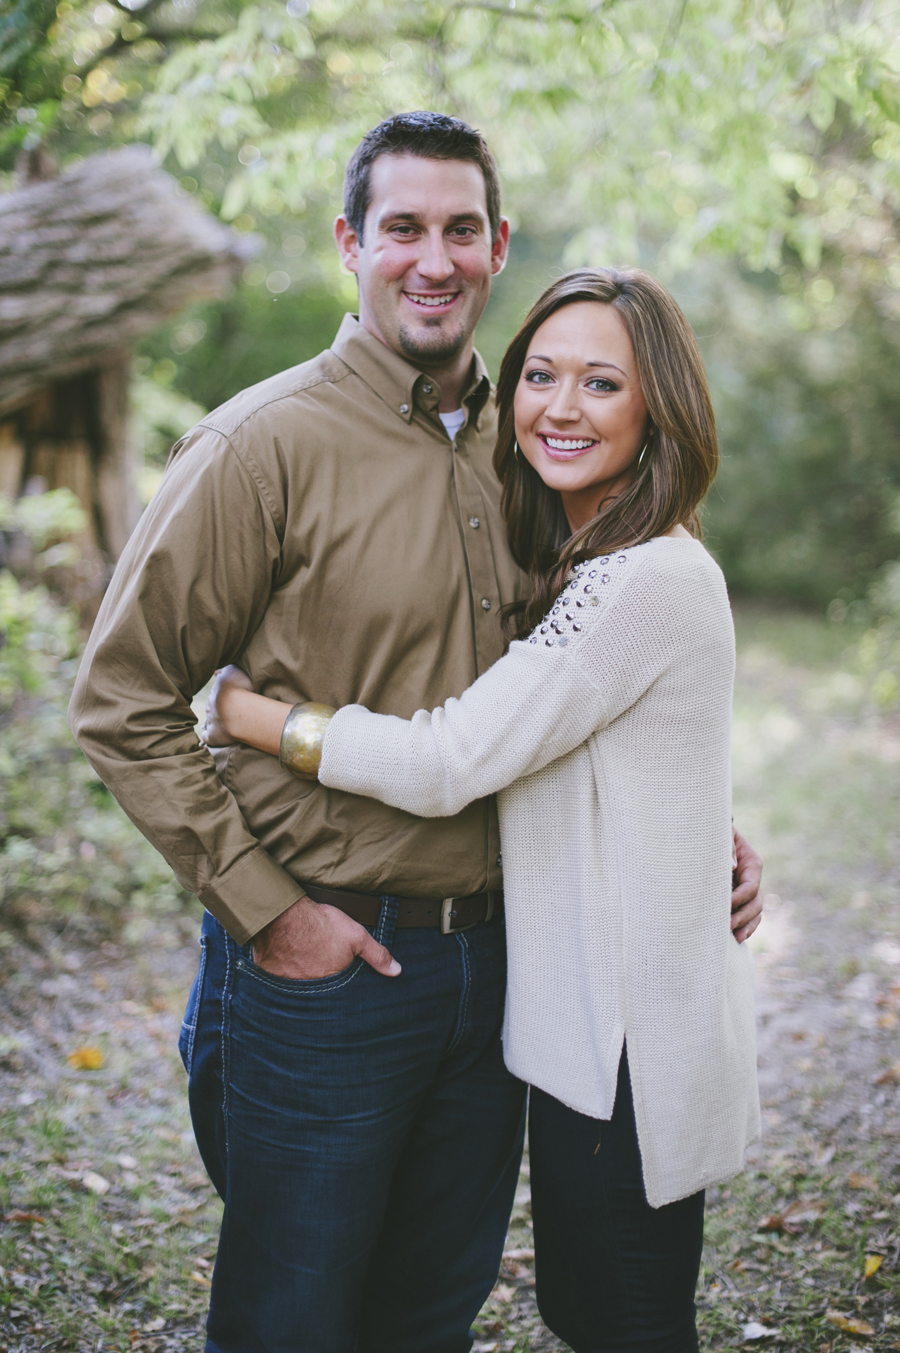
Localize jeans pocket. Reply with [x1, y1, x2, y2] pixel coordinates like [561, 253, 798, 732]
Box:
[178, 935, 207, 1075]
[240, 950, 364, 994]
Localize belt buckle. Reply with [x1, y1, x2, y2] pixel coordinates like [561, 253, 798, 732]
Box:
[441, 898, 479, 935]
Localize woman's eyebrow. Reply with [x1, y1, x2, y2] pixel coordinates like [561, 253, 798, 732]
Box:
[586, 361, 626, 375]
[524, 355, 627, 377]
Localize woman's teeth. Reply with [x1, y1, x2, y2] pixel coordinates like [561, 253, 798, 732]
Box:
[407, 293, 456, 307]
[543, 437, 594, 451]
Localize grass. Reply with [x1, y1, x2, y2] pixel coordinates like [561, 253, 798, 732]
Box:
[2, 602, 899, 1351]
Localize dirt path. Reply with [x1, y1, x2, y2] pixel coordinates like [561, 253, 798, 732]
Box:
[1, 606, 898, 1351]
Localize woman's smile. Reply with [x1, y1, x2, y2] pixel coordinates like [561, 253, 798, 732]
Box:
[539, 433, 599, 459]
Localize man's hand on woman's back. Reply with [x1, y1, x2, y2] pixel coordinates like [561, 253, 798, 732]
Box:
[731, 828, 763, 943]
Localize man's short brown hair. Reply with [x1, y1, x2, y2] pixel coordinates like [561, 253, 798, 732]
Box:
[343, 111, 502, 243]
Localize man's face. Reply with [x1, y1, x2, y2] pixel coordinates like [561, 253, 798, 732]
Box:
[335, 153, 509, 368]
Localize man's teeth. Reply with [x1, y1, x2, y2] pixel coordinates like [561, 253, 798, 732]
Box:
[545, 437, 594, 450]
[407, 293, 456, 307]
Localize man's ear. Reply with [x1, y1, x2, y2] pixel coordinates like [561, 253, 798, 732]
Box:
[491, 218, 511, 277]
[334, 215, 361, 274]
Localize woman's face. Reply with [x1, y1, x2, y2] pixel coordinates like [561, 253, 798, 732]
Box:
[514, 301, 649, 533]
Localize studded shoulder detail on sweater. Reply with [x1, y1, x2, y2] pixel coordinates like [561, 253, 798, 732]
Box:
[528, 549, 633, 649]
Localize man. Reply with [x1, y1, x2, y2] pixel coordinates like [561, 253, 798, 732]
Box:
[70, 112, 762, 1352]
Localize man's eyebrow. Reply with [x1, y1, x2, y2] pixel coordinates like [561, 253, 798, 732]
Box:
[525, 354, 627, 376]
[377, 210, 487, 227]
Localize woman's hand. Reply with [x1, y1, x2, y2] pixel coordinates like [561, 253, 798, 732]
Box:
[202, 664, 254, 747]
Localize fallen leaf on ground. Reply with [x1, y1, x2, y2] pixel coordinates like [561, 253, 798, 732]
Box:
[758, 1196, 823, 1232]
[827, 1310, 875, 1336]
[117, 1154, 139, 1170]
[492, 1283, 514, 1303]
[759, 1213, 786, 1232]
[190, 1270, 212, 1287]
[66, 1046, 104, 1070]
[811, 1142, 836, 1166]
[502, 1247, 535, 1261]
[782, 1197, 824, 1226]
[743, 1321, 781, 1340]
[864, 1254, 884, 1278]
[142, 1318, 166, 1332]
[82, 1170, 110, 1195]
[4, 1211, 46, 1224]
[874, 1064, 900, 1085]
[848, 1173, 877, 1190]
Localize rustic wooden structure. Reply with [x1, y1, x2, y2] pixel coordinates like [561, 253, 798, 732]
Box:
[0, 144, 246, 578]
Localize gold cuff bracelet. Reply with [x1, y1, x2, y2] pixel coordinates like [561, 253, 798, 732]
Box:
[279, 701, 336, 780]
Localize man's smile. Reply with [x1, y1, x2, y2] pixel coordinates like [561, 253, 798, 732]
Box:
[403, 290, 461, 312]
[538, 433, 598, 460]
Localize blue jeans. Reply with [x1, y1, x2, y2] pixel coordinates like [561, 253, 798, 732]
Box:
[179, 902, 526, 1353]
[529, 1050, 705, 1353]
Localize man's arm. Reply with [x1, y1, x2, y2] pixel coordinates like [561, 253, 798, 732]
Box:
[68, 427, 303, 943]
[730, 827, 763, 943]
[71, 425, 401, 980]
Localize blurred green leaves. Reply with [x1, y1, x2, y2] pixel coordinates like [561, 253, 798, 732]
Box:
[5, 0, 900, 289]
[3, 0, 900, 612]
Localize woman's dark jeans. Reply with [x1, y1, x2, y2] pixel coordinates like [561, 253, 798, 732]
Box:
[529, 1050, 705, 1353]
[179, 902, 526, 1353]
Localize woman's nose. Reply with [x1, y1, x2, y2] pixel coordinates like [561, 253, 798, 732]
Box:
[544, 384, 581, 422]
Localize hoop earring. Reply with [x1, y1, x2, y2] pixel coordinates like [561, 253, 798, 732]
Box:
[513, 440, 520, 460]
[637, 440, 650, 466]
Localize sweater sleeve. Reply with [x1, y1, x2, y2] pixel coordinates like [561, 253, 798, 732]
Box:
[319, 545, 703, 817]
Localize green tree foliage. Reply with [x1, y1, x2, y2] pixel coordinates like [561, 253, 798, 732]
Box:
[0, 492, 193, 931]
[4, 0, 900, 607]
[5, 1, 899, 281]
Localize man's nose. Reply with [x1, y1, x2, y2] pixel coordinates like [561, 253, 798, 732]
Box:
[416, 229, 455, 282]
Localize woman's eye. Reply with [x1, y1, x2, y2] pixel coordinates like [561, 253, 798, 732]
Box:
[524, 370, 553, 384]
[587, 378, 617, 392]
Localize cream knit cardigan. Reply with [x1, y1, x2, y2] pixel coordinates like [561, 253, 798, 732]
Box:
[319, 536, 760, 1207]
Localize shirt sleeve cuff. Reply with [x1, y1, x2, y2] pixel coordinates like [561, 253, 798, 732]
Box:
[197, 846, 306, 945]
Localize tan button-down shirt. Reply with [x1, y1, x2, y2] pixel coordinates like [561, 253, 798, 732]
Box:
[69, 316, 527, 943]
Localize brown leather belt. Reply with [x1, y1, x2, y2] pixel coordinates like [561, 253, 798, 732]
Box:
[301, 882, 503, 935]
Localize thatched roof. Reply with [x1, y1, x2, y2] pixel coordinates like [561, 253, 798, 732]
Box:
[0, 145, 250, 416]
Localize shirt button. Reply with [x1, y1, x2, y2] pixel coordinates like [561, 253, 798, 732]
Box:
[399, 403, 409, 414]
[481, 598, 491, 611]
[422, 383, 433, 394]
[497, 853, 502, 867]
[469, 516, 480, 529]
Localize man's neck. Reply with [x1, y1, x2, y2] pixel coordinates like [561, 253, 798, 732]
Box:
[424, 354, 475, 413]
[357, 314, 476, 412]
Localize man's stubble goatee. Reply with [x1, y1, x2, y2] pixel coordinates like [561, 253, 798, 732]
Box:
[397, 320, 467, 366]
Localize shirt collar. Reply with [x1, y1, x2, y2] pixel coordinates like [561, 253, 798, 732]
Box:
[330, 314, 492, 427]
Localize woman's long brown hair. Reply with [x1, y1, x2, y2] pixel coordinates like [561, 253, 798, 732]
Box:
[495, 268, 719, 641]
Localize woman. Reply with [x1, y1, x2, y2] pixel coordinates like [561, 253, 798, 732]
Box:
[205, 267, 760, 1353]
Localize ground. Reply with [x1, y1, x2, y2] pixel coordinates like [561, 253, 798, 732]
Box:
[0, 605, 898, 1351]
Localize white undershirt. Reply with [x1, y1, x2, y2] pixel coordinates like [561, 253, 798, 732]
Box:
[439, 409, 466, 441]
